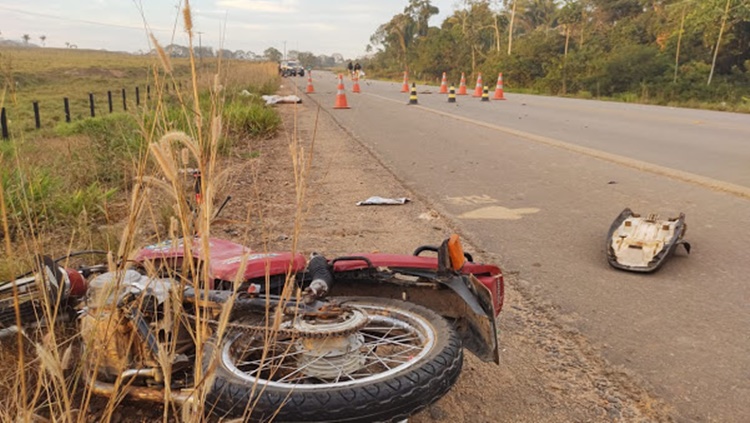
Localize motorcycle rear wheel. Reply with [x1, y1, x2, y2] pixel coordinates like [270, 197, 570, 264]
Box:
[202, 297, 462, 422]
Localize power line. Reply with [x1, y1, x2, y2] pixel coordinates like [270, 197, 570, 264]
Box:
[0, 5, 171, 32]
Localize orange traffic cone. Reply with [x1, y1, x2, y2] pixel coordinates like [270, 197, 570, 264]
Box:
[334, 74, 350, 109]
[439, 72, 448, 94]
[305, 74, 315, 94]
[493, 73, 506, 100]
[473, 73, 483, 97]
[401, 71, 409, 93]
[352, 74, 361, 93]
[457, 72, 468, 95]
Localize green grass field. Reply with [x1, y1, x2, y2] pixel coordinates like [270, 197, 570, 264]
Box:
[0, 46, 281, 271]
[0, 47, 198, 136]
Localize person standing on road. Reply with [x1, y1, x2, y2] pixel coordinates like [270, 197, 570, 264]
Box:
[354, 62, 361, 79]
[347, 61, 354, 78]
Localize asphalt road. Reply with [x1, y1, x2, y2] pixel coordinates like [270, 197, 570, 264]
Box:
[289, 72, 750, 422]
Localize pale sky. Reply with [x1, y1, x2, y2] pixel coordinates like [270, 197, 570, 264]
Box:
[0, 0, 462, 59]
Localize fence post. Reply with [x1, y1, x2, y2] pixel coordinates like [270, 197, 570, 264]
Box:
[89, 93, 95, 117]
[147, 85, 151, 100]
[64, 97, 71, 123]
[1, 107, 8, 139]
[33, 101, 41, 129]
[135, 87, 140, 106]
[107, 91, 113, 113]
[122, 88, 127, 111]
[165, 82, 169, 93]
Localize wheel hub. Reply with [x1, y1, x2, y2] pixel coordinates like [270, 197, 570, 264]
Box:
[293, 308, 367, 380]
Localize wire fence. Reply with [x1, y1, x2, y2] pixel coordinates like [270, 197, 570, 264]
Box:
[1, 81, 185, 139]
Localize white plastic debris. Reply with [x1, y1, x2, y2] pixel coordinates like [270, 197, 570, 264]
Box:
[262, 95, 302, 105]
[356, 196, 410, 206]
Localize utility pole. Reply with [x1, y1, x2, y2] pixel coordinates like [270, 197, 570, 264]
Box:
[283, 40, 287, 60]
[196, 31, 204, 69]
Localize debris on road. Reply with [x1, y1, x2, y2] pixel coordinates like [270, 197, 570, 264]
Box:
[262, 95, 302, 105]
[356, 196, 410, 206]
[419, 210, 440, 220]
[607, 208, 691, 273]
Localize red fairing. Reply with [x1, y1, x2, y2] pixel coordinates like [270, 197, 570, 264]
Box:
[331, 253, 504, 315]
[212, 252, 307, 281]
[133, 238, 306, 281]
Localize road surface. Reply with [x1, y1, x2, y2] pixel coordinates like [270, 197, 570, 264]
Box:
[289, 72, 750, 422]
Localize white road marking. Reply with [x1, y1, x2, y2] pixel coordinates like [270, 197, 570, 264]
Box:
[363, 92, 750, 200]
[458, 206, 540, 220]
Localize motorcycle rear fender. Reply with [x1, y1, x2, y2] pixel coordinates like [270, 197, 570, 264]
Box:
[332, 254, 504, 316]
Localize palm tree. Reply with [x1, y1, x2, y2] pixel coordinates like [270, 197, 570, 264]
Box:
[22, 34, 30, 44]
[39, 35, 46, 47]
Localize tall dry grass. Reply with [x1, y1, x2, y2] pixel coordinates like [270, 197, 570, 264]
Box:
[0, 1, 313, 421]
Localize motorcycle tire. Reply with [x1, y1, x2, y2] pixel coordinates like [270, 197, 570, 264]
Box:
[202, 297, 462, 422]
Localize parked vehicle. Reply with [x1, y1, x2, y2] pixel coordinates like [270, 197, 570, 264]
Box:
[0, 234, 503, 422]
[280, 60, 305, 77]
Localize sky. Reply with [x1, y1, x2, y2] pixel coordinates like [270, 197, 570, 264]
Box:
[0, 0, 463, 59]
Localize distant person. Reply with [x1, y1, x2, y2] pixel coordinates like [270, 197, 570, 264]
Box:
[347, 61, 354, 78]
[354, 62, 361, 77]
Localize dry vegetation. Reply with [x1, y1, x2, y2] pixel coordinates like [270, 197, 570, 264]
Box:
[0, 4, 302, 421]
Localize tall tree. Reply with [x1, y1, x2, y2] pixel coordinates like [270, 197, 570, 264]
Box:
[39, 35, 46, 47]
[405, 0, 440, 37]
[264, 47, 282, 62]
[22, 34, 30, 44]
[708, 0, 732, 85]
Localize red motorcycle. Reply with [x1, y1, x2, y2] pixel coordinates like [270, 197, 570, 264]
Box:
[1, 234, 503, 422]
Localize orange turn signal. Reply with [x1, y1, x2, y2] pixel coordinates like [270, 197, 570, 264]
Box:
[447, 234, 465, 270]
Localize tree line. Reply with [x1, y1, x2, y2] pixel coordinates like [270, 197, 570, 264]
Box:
[151, 44, 347, 69]
[365, 0, 750, 107]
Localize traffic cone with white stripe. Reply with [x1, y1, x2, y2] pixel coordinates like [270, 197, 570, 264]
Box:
[352, 74, 361, 93]
[334, 74, 350, 109]
[401, 71, 409, 93]
[457, 72, 468, 95]
[439, 72, 448, 94]
[305, 74, 315, 94]
[493, 73, 506, 100]
[472, 73, 483, 97]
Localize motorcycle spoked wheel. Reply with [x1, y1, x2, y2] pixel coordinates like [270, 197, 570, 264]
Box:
[202, 297, 462, 422]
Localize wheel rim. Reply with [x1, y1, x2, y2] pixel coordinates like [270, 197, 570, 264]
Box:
[221, 302, 436, 390]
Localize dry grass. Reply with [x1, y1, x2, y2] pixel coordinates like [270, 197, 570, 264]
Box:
[0, 3, 306, 422]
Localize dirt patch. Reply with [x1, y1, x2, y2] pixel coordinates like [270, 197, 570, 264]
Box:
[62, 68, 127, 78]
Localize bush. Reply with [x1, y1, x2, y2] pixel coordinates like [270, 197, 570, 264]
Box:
[55, 113, 146, 188]
[223, 99, 281, 139]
